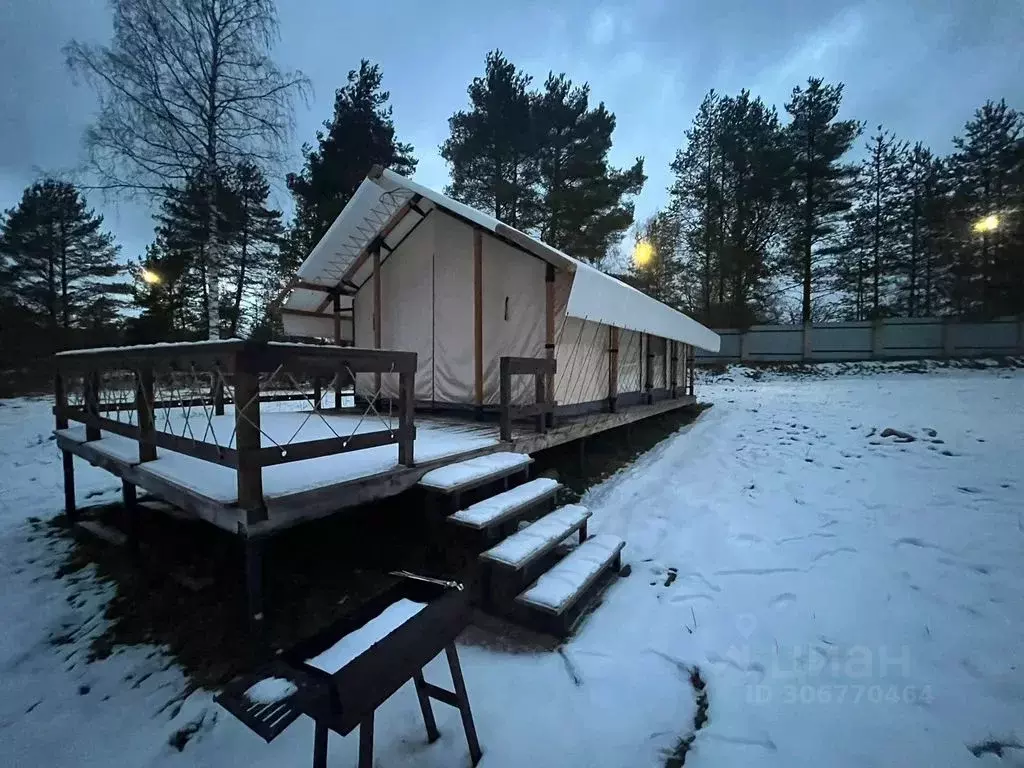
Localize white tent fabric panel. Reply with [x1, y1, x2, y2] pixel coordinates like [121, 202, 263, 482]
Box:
[377, 216, 435, 401]
[481, 232, 545, 405]
[649, 335, 666, 389]
[352, 279, 375, 398]
[432, 213, 475, 404]
[554, 318, 608, 406]
[618, 329, 643, 394]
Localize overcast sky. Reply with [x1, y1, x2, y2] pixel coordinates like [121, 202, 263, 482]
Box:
[1, 0, 1022, 263]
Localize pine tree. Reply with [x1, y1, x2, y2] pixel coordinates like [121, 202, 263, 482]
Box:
[898, 144, 950, 316]
[286, 60, 417, 258]
[838, 128, 908, 319]
[441, 50, 539, 230]
[669, 90, 790, 326]
[946, 100, 1023, 316]
[221, 162, 283, 336]
[783, 77, 863, 322]
[532, 73, 645, 263]
[0, 180, 127, 347]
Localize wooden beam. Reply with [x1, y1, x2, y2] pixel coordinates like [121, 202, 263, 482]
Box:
[280, 307, 350, 320]
[136, 368, 157, 462]
[373, 247, 382, 394]
[608, 326, 619, 412]
[474, 229, 483, 410]
[545, 265, 555, 420]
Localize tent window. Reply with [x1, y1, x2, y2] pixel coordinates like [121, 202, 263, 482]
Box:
[504, 296, 510, 321]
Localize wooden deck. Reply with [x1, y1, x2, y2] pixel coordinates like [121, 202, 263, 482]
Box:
[57, 395, 696, 535]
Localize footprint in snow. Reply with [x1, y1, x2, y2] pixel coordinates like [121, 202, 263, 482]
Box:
[770, 593, 797, 608]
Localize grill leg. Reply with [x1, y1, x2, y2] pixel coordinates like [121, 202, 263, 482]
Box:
[312, 721, 328, 768]
[446, 644, 482, 765]
[359, 711, 374, 768]
[413, 670, 440, 742]
[62, 450, 76, 522]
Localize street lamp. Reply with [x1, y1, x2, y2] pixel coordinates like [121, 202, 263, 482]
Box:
[141, 268, 162, 285]
[972, 214, 1000, 234]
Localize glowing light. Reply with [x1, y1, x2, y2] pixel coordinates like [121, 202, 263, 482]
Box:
[633, 239, 655, 268]
[141, 269, 162, 285]
[972, 214, 1000, 234]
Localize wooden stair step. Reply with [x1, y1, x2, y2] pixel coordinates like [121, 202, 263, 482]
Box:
[516, 534, 624, 615]
[480, 504, 591, 570]
[447, 478, 560, 531]
[418, 452, 532, 493]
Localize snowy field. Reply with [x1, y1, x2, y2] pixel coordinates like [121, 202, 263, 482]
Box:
[1, 362, 1022, 766]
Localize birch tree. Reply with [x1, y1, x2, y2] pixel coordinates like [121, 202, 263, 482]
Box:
[66, 0, 307, 338]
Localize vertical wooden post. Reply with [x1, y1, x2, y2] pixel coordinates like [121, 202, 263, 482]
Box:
[670, 341, 678, 398]
[136, 368, 157, 462]
[688, 344, 696, 396]
[333, 293, 343, 409]
[445, 644, 483, 766]
[473, 229, 483, 415]
[62, 451, 76, 522]
[534, 370, 546, 434]
[122, 479, 139, 556]
[544, 265, 555, 425]
[55, 370, 76, 521]
[243, 534, 265, 632]
[372, 248, 382, 395]
[397, 369, 416, 467]
[499, 357, 511, 442]
[413, 671, 440, 742]
[608, 326, 619, 412]
[84, 370, 101, 441]
[313, 376, 322, 411]
[644, 334, 653, 404]
[234, 367, 264, 521]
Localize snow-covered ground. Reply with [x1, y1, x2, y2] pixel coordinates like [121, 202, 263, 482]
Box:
[1, 363, 1023, 766]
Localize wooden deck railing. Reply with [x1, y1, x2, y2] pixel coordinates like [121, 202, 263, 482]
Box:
[498, 356, 556, 442]
[53, 341, 416, 517]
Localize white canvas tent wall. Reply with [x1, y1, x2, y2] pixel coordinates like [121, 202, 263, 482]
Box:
[278, 167, 720, 408]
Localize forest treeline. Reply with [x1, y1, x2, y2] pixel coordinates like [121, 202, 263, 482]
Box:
[2, 0, 1021, 378]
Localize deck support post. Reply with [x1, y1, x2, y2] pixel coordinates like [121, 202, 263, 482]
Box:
[313, 377, 322, 410]
[62, 450, 76, 522]
[121, 480, 139, 555]
[608, 326, 619, 412]
[243, 534, 265, 633]
[499, 357, 511, 442]
[213, 377, 225, 416]
[55, 371, 76, 522]
[473, 229, 483, 419]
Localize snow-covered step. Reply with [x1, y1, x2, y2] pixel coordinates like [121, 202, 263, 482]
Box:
[516, 534, 624, 620]
[480, 504, 591, 570]
[418, 452, 532, 493]
[447, 478, 560, 531]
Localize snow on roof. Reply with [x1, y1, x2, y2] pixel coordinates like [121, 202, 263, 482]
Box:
[282, 169, 720, 352]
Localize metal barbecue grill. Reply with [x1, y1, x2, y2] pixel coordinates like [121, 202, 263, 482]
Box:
[217, 576, 481, 767]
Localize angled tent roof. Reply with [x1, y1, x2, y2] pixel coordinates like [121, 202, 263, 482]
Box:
[280, 168, 720, 353]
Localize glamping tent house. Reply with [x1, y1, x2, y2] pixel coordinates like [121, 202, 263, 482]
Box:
[278, 167, 720, 416]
